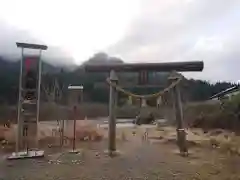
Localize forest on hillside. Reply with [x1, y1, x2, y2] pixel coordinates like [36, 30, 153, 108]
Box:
[0, 52, 237, 105]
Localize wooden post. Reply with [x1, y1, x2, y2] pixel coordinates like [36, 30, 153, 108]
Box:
[73, 106, 77, 152]
[35, 50, 42, 149]
[60, 120, 64, 147]
[170, 75, 188, 155]
[67, 85, 83, 153]
[108, 70, 118, 153]
[16, 48, 24, 152]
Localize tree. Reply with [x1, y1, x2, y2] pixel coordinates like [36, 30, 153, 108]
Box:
[0, 55, 237, 105]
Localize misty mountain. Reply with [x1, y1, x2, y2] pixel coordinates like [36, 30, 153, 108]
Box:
[0, 57, 59, 74]
[0, 52, 125, 78]
[0, 21, 76, 67]
[0, 52, 236, 105]
[82, 52, 124, 65]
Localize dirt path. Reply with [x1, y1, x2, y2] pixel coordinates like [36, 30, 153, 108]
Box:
[1, 122, 240, 180]
[1, 139, 240, 180]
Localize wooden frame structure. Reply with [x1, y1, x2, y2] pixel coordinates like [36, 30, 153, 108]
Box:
[84, 61, 204, 156]
[67, 85, 84, 153]
[7, 42, 48, 160]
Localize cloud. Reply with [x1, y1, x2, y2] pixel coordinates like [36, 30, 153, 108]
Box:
[0, 0, 239, 82]
[0, 0, 140, 64]
[106, 0, 240, 82]
[0, 20, 75, 66]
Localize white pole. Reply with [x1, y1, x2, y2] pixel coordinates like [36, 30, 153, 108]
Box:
[16, 48, 24, 153]
[36, 50, 42, 149]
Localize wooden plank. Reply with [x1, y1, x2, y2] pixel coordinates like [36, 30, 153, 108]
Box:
[84, 61, 204, 72]
[16, 42, 48, 50]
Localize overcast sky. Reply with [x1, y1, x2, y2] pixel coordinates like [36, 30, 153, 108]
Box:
[0, 0, 239, 82]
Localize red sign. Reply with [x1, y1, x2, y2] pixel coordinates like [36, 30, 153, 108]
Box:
[25, 58, 32, 72]
[24, 56, 38, 72]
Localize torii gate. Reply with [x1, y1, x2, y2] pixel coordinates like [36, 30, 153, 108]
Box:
[84, 61, 204, 156]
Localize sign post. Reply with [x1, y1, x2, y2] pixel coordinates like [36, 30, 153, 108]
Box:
[68, 85, 83, 153]
[7, 43, 47, 160]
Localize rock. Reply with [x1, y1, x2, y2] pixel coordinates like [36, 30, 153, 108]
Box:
[192, 131, 199, 135]
[1, 139, 7, 145]
[203, 130, 208, 134]
[159, 136, 164, 140]
[209, 138, 220, 148]
[237, 148, 240, 156]
[229, 147, 238, 155]
[134, 112, 155, 125]
[209, 129, 224, 136]
[224, 134, 229, 139]
[121, 132, 127, 141]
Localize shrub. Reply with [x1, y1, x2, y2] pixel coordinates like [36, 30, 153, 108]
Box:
[184, 94, 240, 132]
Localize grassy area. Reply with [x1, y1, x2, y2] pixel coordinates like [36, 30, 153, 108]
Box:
[1, 94, 240, 134]
[183, 98, 240, 132]
[0, 103, 172, 123]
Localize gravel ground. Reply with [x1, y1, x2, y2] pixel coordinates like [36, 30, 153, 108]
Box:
[1, 137, 240, 180]
[1, 122, 240, 180]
